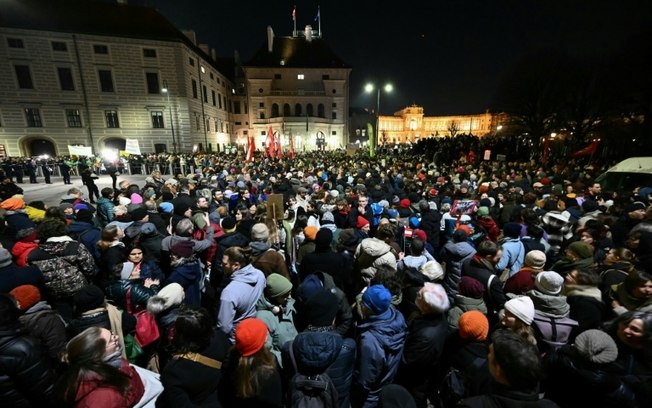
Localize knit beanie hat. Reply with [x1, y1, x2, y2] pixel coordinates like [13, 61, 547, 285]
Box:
[567, 241, 594, 260]
[251, 223, 269, 241]
[535, 271, 564, 295]
[235, 318, 268, 357]
[266, 273, 293, 298]
[9, 285, 41, 311]
[0, 248, 13, 268]
[171, 240, 195, 258]
[17, 227, 39, 243]
[75, 209, 94, 223]
[477, 206, 490, 217]
[221, 216, 237, 232]
[458, 310, 489, 342]
[73, 284, 105, 312]
[173, 202, 191, 216]
[303, 289, 339, 327]
[413, 229, 427, 242]
[504, 271, 535, 295]
[504, 296, 535, 325]
[322, 211, 335, 224]
[130, 207, 148, 222]
[503, 222, 521, 238]
[154, 283, 185, 310]
[399, 198, 411, 208]
[378, 384, 417, 408]
[130, 193, 143, 205]
[140, 222, 157, 235]
[458, 276, 485, 299]
[315, 228, 333, 249]
[298, 274, 324, 303]
[420, 261, 444, 281]
[159, 202, 174, 214]
[525, 250, 546, 272]
[574, 329, 619, 364]
[304, 226, 318, 241]
[356, 216, 370, 229]
[362, 284, 392, 315]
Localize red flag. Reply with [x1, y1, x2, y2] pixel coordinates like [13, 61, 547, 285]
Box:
[267, 126, 275, 159]
[542, 137, 550, 163]
[571, 140, 600, 157]
[289, 132, 296, 159]
[292, 5, 296, 21]
[246, 135, 255, 162]
[276, 134, 283, 159]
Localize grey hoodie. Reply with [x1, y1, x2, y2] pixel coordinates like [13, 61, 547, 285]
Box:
[217, 263, 266, 343]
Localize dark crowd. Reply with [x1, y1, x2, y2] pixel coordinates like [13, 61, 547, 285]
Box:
[0, 140, 651, 408]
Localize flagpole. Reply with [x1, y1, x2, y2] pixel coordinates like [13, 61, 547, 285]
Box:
[318, 6, 321, 37]
[293, 5, 297, 36]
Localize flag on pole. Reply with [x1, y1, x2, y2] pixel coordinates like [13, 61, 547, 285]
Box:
[246, 134, 255, 162]
[292, 5, 296, 21]
[571, 139, 600, 157]
[289, 131, 296, 159]
[267, 127, 276, 159]
[276, 134, 283, 159]
[314, 6, 320, 22]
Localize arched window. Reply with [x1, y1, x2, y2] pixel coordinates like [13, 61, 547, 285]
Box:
[306, 103, 314, 117]
[295, 103, 302, 116]
[283, 103, 291, 116]
[271, 103, 279, 117]
[317, 104, 325, 118]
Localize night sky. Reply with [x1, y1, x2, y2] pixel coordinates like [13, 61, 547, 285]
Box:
[129, 0, 650, 116]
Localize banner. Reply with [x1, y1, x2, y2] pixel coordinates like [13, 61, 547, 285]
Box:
[125, 139, 141, 155]
[571, 140, 600, 157]
[68, 145, 93, 156]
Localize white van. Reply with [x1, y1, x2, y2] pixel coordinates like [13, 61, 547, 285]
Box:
[594, 157, 652, 192]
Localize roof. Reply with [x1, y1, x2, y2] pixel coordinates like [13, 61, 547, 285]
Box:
[603, 157, 652, 174]
[245, 36, 350, 69]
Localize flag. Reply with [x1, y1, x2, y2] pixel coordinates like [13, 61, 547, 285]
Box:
[276, 134, 283, 159]
[571, 139, 600, 157]
[246, 134, 255, 162]
[314, 6, 320, 22]
[292, 5, 296, 21]
[289, 132, 296, 159]
[267, 126, 276, 159]
[542, 137, 550, 163]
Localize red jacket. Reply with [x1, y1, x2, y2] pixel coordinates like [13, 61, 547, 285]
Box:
[74, 359, 144, 408]
[11, 241, 38, 267]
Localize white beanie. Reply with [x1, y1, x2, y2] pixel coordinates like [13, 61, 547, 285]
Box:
[147, 283, 185, 315]
[504, 296, 535, 325]
[535, 271, 564, 295]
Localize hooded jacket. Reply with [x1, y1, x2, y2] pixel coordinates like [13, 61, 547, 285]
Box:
[18, 301, 67, 361]
[250, 241, 289, 279]
[354, 237, 397, 284]
[217, 263, 266, 343]
[256, 296, 298, 366]
[440, 240, 476, 303]
[166, 259, 203, 307]
[352, 306, 407, 408]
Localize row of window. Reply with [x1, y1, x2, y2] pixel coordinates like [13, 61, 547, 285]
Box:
[18, 108, 166, 129]
[7, 36, 158, 58]
[274, 73, 331, 80]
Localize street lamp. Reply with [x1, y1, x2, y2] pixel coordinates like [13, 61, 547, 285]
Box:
[161, 80, 177, 153]
[365, 83, 393, 157]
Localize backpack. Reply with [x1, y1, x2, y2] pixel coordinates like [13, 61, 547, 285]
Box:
[69, 227, 102, 260]
[436, 357, 486, 408]
[531, 312, 578, 353]
[287, 340, 338, 408]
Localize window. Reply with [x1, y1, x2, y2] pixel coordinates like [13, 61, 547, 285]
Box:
[25, 108, 42, 127]
[145, 72, 159, 94]
[143, 48, 157, 58]
[105, 110, 119, 128]
[211, 90, 216, 106]
[98, 69, 114, 92]
[218, 93, 222, 109]
[274, 74, 282, 79]
[332, 131, 337, 135]
[66, 109, 82, 127]
[306, 104, 314, 116]
[259, 112, 265, 119]
[284, 103, 291, 116]
[234, 101, 241, 114]
[332, 102, 337, 107]
[93, 44, 108, 54]
[206, 119, 210, 131]
[14, 65, 34, 89]
[151, 111, 164, 128]
[210, 72, 214, 80]
[235, 121, 242, 125]
[191, 79, 198, 98]
[322, 74, 330, 80]
[8, 38, 24, 48]
[295, 104, 302, 116]
[202, 85, 208, 103]
[57, 67, 75, 91]
[332, 112, 337, 120]
[318, 104, 325, 118]
[195, 116, 200, 130]
[297, 74, 305, 80]
[189, 57, 195, 66]
[271, 103, 279, 117]
[52, 41, 68, 51]
[261, 131, 266, 136]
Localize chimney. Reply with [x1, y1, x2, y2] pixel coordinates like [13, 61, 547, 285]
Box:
[267, 26, 274, 53]
[181, 30, 197, 45]
[305, 25, 313, 42]
[211, 48, 216, 61]
[198, 44, 209, 54]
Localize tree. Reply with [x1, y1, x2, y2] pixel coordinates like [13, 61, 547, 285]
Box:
[447, 120, 460, 137]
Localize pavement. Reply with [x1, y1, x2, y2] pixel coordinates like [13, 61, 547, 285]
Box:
[15, 173, 147, 210]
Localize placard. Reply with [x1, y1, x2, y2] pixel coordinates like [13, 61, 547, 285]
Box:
[496, 154, 506, 161]
[483, 149, 491, 160]
[68, 145, 93, 156]
[266, 194, 285, 221]
[125, 139, 141, 155]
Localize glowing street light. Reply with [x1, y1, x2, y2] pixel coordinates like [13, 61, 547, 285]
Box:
[365, 82, 393, 157]
[161, 80, 177, 153]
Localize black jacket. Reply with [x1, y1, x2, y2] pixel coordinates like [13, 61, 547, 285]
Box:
[104, 279, 160, 312]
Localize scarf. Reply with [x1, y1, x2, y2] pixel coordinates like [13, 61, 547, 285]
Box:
[527, 289, 570, 317]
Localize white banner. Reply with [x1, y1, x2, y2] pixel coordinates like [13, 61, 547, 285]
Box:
[68, 145, 93, 156]
[125, 139, 141, 155]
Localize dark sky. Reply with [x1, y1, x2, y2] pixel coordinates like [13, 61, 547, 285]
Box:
[130, 0, 650, 116]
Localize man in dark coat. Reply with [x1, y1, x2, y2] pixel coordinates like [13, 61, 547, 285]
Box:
[347, 194, 373, 230]
[0, 247, 45, 294]
[0, 176, 23, 201]
[418, 199, 442, 256]
[300, 228, 350, 292]
[461, 240, 507, 319]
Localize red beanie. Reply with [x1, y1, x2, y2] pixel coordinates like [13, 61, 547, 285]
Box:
[356, 216, 369, 229]
[9, 285, 41, 311]
[235, 318, 268, 357]
[413, 229, 427, 242]
[399, 198, 411, 208]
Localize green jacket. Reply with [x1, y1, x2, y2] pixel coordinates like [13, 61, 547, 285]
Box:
[256, 295, 298, 367]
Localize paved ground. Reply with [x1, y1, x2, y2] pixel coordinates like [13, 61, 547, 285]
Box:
[16, 173, 147, 209]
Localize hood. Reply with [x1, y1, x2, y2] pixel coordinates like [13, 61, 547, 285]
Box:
[292, 331, 343, 375]
[39, 239, 75, 255]
[231, 263, 264, 286]
[249, 241, 270, 257]
[445, 241, 476, 259]
[68, 221, 94, 235]
[359, 237, 392, 257]
[358, 306, 407, 351]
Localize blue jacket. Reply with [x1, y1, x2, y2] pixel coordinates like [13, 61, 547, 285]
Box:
[495, 237, 525, 277]
[67, 221, 101, 260]
[352, 306, 407, 408]
[166, 260, 203, 307]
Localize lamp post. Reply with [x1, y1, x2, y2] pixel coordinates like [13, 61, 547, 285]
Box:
[198, 64, 209, 152]
[161, 80, 176, 153]
[364, 82, 393, 157]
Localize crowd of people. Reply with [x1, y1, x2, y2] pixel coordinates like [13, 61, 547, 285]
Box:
[0, 142, 651, 408]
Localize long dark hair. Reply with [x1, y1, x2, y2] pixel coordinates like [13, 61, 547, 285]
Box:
[54, 327, 130, 407]
[170, 306, 214, 354]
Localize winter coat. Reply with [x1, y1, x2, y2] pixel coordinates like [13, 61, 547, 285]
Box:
[395, 311, 449, 407]
[610, 281, 652, 315]
[105, 279, 160, 311]
[166, 259, 203, 306]
[440, 240, 476, 304]
[10, 241, 38, 267]
[441, 334, 492, 400]
[256, 296, 298, 366]
[67, 308, 136, 339]
[3, 210, 36, 237]
[95, 196, 114, 226]
[158, 330, 231, 408]
[527, 289, 577, 353]
[352, 306, 407, 408]
[564, 284, 607, 339]
[420, 208, 442, 250]
[354, 237, 397, 284]
[300, 248, 349, 290]
[73, 359, 144, 408]
[447, 295, 488, 330]
[98, 243, 128, 285]
[27, 237, 96, 299]
[217, 263, 266, 343]
[459, 381, 560, 408]
[68, 221, 102, 260]
[495, 237, 525, 279]
[18, 301, 67, 361]
[0, 261, 44, 294]
[462, 255, 507, 312]
[250, 241, 289, 279]
[0, 323, 55, 407]
[140, 233, 164, 264]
